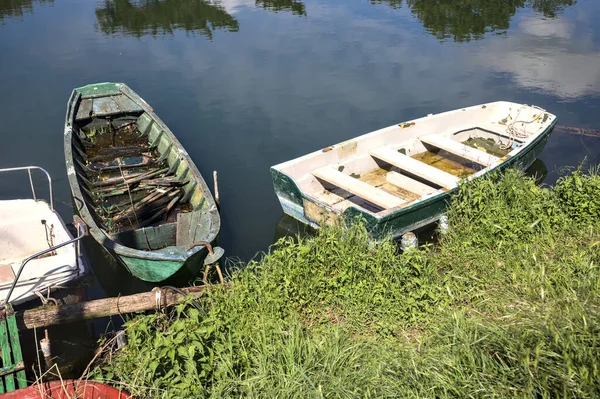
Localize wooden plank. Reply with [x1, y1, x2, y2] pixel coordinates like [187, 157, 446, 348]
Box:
[419, 134, 499, 166]
[137, 224, 177, 250]
[0, 320, 14, 392]
[92, 97, 121, 117]
[176, 211, 206, 246]
[76, 99, 93, 121]
[386, 171, 437, 197]
[6, 311, 25, 389]
[313, 167, 405, 209]
[112, 94, 143, 113]
[369, 147, 459, 189]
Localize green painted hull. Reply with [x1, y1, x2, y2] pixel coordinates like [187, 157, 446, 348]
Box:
[64, 82, 221, 283]
[117, 247, 207, 282]
[272, 121, 556, 240]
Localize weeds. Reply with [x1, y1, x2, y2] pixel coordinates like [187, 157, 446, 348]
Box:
[89, 167, 600, 398]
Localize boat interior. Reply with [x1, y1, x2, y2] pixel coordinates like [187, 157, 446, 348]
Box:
[274, 102, 555, 216]
[71, 93, 212, 251]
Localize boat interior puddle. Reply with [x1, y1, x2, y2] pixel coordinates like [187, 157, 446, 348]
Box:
[357, 167, 422, 201]
[411, 150, 478, 178]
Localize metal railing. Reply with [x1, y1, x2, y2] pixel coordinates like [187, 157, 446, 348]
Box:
[0, 166, 53, 210]
[1, 217, 88, 308]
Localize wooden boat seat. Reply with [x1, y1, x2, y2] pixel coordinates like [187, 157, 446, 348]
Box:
[313, 166, 405, 209]
[419, 134, 499, 166]
[385, 171, 437, 196]
[76, 95, 144, 121]
[368, 147, 459, 189]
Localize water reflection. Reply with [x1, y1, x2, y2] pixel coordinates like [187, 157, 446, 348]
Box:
[528, 0, 576, 17]
[256, 0, 306, 16]
[474, 14, 600, 100]
[95, 0, 307, 38]
[0, 0, 53, 22]
[372, 0, 576, 42]
[95, 0, 240, 38]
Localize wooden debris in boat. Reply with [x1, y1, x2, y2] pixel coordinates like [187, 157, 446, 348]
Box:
[91, 171, 144, 188]
[139, 177, 189, 187]
[92, 167, 168, 189]
[164, 194, 181, 220]
[99, 191, 154, 216]
[88, 146, 155, 162]
[138, 192, 183, 228]
[112, 187, 176, 223]
[95, 186, 147, 198]
[87, 156, 156, 173]
[113, 120, 136, 132]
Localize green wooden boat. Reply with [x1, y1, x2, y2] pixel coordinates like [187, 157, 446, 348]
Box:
[64, 82, 223, 282]
[271, 101, 557, 239]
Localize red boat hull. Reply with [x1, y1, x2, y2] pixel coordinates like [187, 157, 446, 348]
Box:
[0, 380, 130, 399]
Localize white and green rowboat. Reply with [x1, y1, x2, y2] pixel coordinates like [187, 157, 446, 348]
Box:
[270, 101, 557, 239]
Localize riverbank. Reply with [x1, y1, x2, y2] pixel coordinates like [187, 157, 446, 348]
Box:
[88, 166, 600, 398]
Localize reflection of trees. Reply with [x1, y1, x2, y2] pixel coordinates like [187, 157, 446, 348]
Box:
[407, 0, 525, 42]
[0, 0, 53, 22]
[373, 0, 577, 42]
[95, 0, 239, 39]
[528, 0, 576, 17]
[256, 0, 306, 16]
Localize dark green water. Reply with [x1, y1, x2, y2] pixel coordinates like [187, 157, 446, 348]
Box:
[1, 0, 599, 265]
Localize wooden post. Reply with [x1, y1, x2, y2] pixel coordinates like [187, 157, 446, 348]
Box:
[14, 285, 218, 331]
[213, 170, 220, 207]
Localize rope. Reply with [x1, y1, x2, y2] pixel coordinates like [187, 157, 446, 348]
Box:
[499, 105, 542, 150]
[152, 287, 162, 312]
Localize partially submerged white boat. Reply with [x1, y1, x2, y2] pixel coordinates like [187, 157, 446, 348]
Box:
[0, 166, 87, 307]
[271, 102, 557, 238]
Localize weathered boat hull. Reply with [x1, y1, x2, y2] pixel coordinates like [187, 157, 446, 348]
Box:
[271, 103, 556, 240]
[116, 244, 211, 282]
[64, 82, 221, 282]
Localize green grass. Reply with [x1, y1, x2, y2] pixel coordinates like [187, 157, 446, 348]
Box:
[89, 166, 600, 398]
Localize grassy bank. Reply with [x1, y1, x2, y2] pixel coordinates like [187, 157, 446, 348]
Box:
[90, 166, 600, 398]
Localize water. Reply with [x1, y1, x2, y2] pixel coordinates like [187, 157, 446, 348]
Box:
[1, 0, 599, 263]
